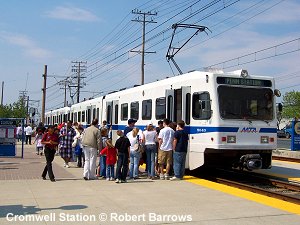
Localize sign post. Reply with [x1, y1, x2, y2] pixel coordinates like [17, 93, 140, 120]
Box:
[291, 119, 300, 151]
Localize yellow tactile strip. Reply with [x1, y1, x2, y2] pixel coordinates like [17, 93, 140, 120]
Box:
[184, 176, 300, 215]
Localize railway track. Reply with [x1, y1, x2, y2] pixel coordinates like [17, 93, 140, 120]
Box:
[190, 168, 300, 205]
[272, 156, 300, 163]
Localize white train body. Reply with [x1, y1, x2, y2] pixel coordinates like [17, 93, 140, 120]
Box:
[45, 70, 278, 170]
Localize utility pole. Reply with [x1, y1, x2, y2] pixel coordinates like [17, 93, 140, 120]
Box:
[70, 61, 87, 103]
[59, 78, 70, 107]
[1, 81, 4, 106]
[41, 65, 47, 124]
[131, 9, 157, 85]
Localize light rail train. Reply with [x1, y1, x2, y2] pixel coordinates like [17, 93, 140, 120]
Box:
[45, 69, 281, 170]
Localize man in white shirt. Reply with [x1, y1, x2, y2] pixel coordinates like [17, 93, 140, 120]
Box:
[158, 118, 175, 180]
[25, 124, 33, 145]
[16, 124, 23, 142]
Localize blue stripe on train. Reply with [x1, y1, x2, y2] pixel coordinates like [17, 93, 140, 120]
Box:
[111, 125, 277, 134]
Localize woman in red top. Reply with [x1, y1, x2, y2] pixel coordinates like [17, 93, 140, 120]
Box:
[100, 139, 117, 181]
[41, 125, 59, 182]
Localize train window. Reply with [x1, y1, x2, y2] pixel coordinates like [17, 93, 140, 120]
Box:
[71, 113, 74, 122]
[218, 86, 273, 120]
[97, 108, 99, 120]
[142, 99, 152, 120]
[130, 102, 139, 120]
[115, 104, 119, 124]
[186, 93, 191, 125]
[93, 108, 96, 120]
[82, 111, 85, 123]
[155, 97, 166, 120]
[78, 112, 81, 122]
[167, 96, 173, 120]
[121, 103, 128, 121]
[74, 112, 77, 122]
[192, 92, 211, 120]
[87, 109, 91, 124]
[107, 105, 112, 125]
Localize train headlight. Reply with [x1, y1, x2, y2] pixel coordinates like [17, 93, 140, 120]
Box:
[261, 136, 269, 144]
[227, 135, 236, 143]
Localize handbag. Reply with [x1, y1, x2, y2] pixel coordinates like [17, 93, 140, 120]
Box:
[133, 135, 144, 153]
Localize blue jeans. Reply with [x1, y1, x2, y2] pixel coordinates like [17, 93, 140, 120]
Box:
[173, 152, 187, 179]
[116, 153, 129, 181]
[106, 165, 115, 179]
[100, 155, 107, 177]
[129, 150, 141, 178]
[145, 144, 156, 177]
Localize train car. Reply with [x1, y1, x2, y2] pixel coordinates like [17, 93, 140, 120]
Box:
[46, 69, 280, 170]
[69, 98, 103, 127]
[45, 107, 70, 126]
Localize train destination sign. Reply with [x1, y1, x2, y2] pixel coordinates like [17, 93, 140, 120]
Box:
[217, 77, 272, 87]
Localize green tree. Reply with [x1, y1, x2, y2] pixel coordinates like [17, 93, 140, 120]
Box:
[0, 99, 27, 118]
[282, 91, 300, 119]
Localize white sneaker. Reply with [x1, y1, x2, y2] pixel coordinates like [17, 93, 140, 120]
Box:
[170, 176, 181, 181]
[164, 174, 170, 180]
[63, 162, 66, 167]
[66, 164, 70, 168]
[109, 177, 114, 181]
[106, 178, 110, 181]
[160, 174, 165, 180]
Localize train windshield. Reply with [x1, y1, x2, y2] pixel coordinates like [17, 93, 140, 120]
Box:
[218, 86, 273, 121]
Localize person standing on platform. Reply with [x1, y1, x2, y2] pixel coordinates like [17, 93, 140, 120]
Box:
[143, 124, 157, 179]
[124, 118, 136, 136]
[41, 125, 59, 182]
[115, 130, 131, 183]
[25, 124, 33, 145]
[16, 124, 23, 142]
[158, 118, 175, 180]
[100, 139, 117, 181]
[81, 119, 102, 180]
[59, 120, 76, 168]
[170, 120, 189, 181]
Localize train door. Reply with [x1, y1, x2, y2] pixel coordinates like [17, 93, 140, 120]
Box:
[106, 101, 118, 141]
[165, 89, 175, 121]
[106, 102, 113, 127]
[166, 87, 191, 123]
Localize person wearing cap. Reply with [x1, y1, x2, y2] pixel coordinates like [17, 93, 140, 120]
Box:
[124, 118, 136, 136]
[41, 125, 59, 182]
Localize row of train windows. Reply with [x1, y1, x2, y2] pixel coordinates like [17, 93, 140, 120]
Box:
[119, 93, 211, 122]
[47, 92, 211, 125]
[120, 97, 165, 122]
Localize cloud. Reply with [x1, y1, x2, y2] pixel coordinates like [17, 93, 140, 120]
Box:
[0, 31, 52, 60]
[248, 0, 300, 24]
[45, 6, 100, 22]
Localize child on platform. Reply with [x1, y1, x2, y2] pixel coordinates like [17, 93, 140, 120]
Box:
[33, 129, 44, 155]
[100, 139, 117, 181]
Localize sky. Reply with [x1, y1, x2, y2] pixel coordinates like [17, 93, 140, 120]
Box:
[0, 0, 299, 114]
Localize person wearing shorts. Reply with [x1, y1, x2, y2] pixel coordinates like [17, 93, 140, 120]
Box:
[158, 118, 174, 180]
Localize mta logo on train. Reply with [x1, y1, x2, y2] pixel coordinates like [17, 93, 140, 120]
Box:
[240, 127, 257, 133]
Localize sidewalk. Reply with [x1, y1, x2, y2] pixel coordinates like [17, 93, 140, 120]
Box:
[0, 143, 77, 180]
[1, 144, 300, 225]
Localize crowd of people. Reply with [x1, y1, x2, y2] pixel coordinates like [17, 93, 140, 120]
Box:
[29, 118, 189, 183]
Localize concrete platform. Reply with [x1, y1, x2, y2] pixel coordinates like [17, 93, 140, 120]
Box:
[273, 149, 300, 159]
[0, 144, 300, 224]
